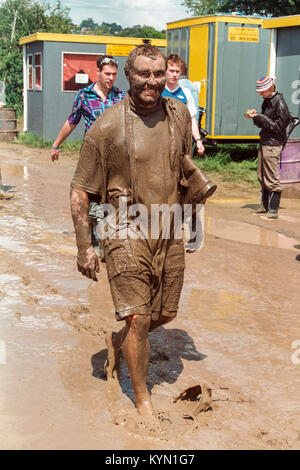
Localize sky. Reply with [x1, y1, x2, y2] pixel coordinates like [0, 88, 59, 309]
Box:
[49, 0, 191, 31]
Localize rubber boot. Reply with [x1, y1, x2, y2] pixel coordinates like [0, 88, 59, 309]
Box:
[262, 191, 281, 219]
[253, 188, 269, 215]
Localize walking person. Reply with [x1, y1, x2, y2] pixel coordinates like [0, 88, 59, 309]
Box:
[70, 44, 213, 425]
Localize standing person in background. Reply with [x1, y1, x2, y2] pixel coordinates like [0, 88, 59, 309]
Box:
[179, 60, 200, 124]
[50, 55, 125, 161]
[50, 55, 125, 256]
[162, 53, 205, 156]
[247, 76, 290, 219]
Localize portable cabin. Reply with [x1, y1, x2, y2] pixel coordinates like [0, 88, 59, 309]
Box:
[264, 15, 300, 137]
[167, 14, 271, 142]
[19, 33, 166, 141]
[263, 15, 300, 184]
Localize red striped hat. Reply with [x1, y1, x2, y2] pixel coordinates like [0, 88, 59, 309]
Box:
[256, 76, 273, 93]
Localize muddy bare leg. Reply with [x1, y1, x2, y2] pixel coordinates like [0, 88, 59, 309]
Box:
[105, 328, 126, 379]
[105, 315, 174, 380]
[121, 314, 154, 420]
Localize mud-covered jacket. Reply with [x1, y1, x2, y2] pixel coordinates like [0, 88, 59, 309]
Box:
[72, 93, 216, 210]
[253, 92, 290, 146]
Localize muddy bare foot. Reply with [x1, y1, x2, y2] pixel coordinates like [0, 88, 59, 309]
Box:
[104, 331, 122, 380]
[136, 410, 169, 439]
[135, 397, 164, 430]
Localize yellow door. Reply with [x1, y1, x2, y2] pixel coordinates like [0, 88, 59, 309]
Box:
[189, 25, 209, 127]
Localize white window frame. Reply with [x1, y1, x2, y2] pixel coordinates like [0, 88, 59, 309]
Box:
[27, 54, 33, 90]
[34, 52, 42, 91]
[61, 51, 101, 92]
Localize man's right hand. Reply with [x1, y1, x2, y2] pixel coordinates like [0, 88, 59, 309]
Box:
[77, 246, 100, 282]
[50, 147, 59, 162]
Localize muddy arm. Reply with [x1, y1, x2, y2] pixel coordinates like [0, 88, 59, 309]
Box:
[70, 187, 99, 281]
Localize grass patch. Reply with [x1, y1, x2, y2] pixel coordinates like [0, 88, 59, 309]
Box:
[194, 143, 259, 186]
[14, 134, 259, 186]
[14, 132, 82, 152]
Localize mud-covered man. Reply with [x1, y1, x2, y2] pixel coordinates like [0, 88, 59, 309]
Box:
[70, 44, 196, 424]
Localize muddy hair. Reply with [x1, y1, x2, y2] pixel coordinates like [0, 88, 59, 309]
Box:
[124, 44, 166, 78]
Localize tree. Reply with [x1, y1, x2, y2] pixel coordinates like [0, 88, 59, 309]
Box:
[93, 21, 165, 39]
[181, 0, 300, 16]
[0, 0, 73, 113]
[79, 17, 100, 32]
[95, 22, 123, 36]
[181, 0, 224, 15]
[44, 1, 75, 33]
[120, 25, 165, 39]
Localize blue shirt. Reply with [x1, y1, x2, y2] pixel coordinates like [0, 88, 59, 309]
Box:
[162, 86, 187, 105]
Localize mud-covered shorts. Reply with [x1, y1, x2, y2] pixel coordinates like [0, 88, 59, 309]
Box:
[103, 237, 185, 321]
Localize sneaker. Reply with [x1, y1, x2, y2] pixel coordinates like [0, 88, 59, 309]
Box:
[261, 212, 278, 220]
[0, 190, 14, 200]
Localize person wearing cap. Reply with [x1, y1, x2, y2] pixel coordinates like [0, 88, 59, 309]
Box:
[50, 55, 125, 161]
[247, 76, 290, 219]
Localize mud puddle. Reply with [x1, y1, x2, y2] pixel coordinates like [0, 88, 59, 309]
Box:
[1, 145, 300, 449]
[205, 216, 300, 251]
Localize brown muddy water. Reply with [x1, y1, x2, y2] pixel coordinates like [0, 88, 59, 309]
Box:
[1, 143, 300, 450]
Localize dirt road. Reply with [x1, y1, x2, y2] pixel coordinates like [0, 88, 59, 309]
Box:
[0, 142, 299, 450]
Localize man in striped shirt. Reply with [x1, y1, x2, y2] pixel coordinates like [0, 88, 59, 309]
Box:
[50, 55, 125, 161]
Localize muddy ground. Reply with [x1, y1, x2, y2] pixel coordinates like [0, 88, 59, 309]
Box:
[0, 141, 300, 450]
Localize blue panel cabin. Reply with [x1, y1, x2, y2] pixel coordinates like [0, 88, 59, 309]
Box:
[19, 33, 166, 141]
[167, 14, 271, 142]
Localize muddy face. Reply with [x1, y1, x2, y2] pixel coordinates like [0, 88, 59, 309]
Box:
[128, 55, 166, 108]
